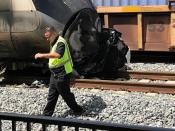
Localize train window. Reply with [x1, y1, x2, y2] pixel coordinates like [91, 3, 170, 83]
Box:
[0, 0, 10, 11]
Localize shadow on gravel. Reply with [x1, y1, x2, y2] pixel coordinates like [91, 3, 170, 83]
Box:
[61, 95, 107, 117]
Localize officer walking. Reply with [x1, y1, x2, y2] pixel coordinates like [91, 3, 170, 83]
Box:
[35, 26, 84, 116]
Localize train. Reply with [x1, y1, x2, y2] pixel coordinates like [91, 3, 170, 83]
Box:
[0, 0, 130, 79]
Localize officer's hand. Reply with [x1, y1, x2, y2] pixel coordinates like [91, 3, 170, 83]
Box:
[35, 53, 43, 59]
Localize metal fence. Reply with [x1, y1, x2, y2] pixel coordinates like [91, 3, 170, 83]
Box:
[0, 112, 174, 131]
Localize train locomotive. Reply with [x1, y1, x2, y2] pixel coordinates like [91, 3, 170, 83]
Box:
[0, 0, 130, 79]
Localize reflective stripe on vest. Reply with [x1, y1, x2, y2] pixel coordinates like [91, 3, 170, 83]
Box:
[48, 36, 73, 74]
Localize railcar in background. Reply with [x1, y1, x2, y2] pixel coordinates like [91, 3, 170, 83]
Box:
[0, 0, 129, 79]
[94, 0, 175, 53]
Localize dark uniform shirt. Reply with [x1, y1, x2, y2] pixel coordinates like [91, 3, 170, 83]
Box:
[56, 42, 65, 58]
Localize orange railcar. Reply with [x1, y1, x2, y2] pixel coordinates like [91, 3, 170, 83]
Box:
[97, 2, 175, 52]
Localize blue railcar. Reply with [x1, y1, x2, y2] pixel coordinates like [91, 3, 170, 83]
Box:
[121, 0, 129, 6]
[147, 0, 158, 5]
[103, 0, 111, 6]
[94, 0, 103, 6]
[92, 0, 168, 6]
[111, 0, 120, 6]
[158, 0, 167, 5]
[130, 0, 139, 6]
[139, 0, 148, 6]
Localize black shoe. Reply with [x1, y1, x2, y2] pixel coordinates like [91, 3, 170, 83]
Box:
[73, 106, 85, 115]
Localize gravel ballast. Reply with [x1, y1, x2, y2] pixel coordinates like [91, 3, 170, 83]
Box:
[127, 63, 175, 72]
[1, 62, 175, 130]
[0, 84, 175, 130]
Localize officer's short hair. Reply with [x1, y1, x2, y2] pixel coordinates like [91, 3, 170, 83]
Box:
[45, 26, 55, 32]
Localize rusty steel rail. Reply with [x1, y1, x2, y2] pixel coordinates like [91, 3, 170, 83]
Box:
[2, 70, 175, 94]
[118, 70, 175, 80]
[73, 79, 175, 94]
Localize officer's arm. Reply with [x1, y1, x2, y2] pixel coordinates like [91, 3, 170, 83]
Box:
[34, 52, 61, 59]
[35, 42, 65, 59]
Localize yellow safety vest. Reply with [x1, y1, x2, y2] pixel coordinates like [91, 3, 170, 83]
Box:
[48, 36, 73, 74]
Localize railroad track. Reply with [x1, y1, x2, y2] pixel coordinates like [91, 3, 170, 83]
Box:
[2, 70, 175, 94]
[73, 79, 175, 94]
[72, 71, 175, 94]
[118, 70, 175, 80]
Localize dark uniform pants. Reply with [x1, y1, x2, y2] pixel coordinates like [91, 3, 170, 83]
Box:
[43, 73, 79, 116]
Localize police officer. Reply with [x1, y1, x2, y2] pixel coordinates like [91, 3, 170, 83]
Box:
[35, 26, 84, 116]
